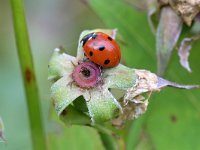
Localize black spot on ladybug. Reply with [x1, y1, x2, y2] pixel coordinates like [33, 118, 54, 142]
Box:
[81, 33, 93, 46]
[89, 51, 93, 56]
[104, 59, 110, 65]
[108, 36, 112, 41]
[92, 33, 97, 39]
[84, 53, 86, 56]
[99, 45, 105, 51]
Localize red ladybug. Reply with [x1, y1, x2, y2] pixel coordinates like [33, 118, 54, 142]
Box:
[81, 32, 121, 68]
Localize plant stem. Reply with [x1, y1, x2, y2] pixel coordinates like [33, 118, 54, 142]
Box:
[10, 0, 46, 149]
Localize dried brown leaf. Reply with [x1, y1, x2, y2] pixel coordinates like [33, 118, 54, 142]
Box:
[169, 0, 200, 26]
[112, 69, 200, 127]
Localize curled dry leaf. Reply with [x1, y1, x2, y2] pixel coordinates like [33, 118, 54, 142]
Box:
[195, 12, 200, 22]
[158, 0, 200, 26]
[112, 70, 199, 127]
[157, 77, 200, 89]
[178, 38, 193, 72]
[178, 34, 200, 72]
[112, 70, 156, 128]
[156, 6, 183, 76]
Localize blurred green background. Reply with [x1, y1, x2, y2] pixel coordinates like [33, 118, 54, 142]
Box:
[1, 0, 200, 150]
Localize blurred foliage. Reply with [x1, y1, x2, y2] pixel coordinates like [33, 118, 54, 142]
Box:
[1, 0, 200, 150]
[47, 125, 105, 150]
[0, 0, 104, 150]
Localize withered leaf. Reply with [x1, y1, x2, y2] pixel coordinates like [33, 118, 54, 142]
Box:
[178, 38, 193, 72]
[156, 6, 183, 76]
[169, 0, 200, 26]
[178, 34, 200, 72]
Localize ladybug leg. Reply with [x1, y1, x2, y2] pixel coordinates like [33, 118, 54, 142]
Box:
[82, 53, 90, 62]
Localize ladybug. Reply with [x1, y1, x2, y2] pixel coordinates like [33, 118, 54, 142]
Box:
[81, 32, 121, 68]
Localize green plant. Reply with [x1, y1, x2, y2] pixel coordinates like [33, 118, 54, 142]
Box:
[10, 0, 46, 149]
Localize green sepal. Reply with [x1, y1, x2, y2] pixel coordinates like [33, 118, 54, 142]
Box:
[84, 89, 121, 123]
[103, 64, 137, 90]
[48, 48, 77, 81]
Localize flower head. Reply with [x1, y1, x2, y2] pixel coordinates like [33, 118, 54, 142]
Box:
[48, 29, 137, 124]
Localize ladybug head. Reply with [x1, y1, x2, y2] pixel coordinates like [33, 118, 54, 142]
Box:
[81, 32, 97, 47]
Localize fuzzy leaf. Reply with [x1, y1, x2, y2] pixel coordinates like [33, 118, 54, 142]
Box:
[84, 89, 121, 123]
[156, 6, 183, 76]
[48, 48, 77, 81]
[103, 64, 136, 90]
[51, 76, 83, 115]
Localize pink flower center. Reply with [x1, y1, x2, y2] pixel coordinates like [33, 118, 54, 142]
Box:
[72, 62, 101, 88]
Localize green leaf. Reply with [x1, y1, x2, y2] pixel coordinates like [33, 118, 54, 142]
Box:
[124, 0, 158, 33]
[99, 132, 118, 150]
[95, 124, 125, 150]
[47, 125, 105, 150]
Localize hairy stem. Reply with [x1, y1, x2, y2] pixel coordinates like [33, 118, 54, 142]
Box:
[10, 0, 46, 149]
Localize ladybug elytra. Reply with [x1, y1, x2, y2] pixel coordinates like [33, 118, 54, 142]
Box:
[81, 32, 121, 68]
